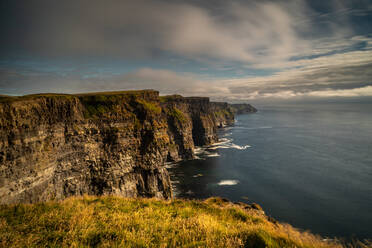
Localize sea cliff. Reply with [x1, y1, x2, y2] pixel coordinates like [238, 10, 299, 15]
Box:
[230, 103, 257, 114]
[0, 90, 254, 204]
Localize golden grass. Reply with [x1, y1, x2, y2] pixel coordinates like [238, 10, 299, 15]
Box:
[0, 196, 361, 248]
[0, 90, 158, 103]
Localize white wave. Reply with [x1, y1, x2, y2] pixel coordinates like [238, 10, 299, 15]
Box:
[202, 150, 220, 157]
[208, 145, 231, 150]
[208, 138, 250, 150]
[192, 136, 249, 159]
[230, 144, 251, 150]
[193, 146, 221, 159]
[222, 132, 232, 137]
[165, 162, 177, 169]
[193, 153, 206, 160]
[217, 180, 239, 186]
[193, 146, 207, 160]
[206, 152, 220, 157]
[194, 147, 205, 154]
[212, 138, 232, 146]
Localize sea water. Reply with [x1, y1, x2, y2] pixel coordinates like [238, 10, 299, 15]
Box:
[168, 102, 372, 239]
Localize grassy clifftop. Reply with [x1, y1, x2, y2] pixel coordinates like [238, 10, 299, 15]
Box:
[0, 196, 349, 248]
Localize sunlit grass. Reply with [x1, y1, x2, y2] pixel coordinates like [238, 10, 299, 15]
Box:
[0, 196, 360, 248]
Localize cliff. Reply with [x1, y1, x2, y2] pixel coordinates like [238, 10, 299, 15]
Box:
[230, 103, 257, 114]
[0, 90, 236, 204]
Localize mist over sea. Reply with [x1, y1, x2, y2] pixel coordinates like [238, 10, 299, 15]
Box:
[169, 102, 372, 239]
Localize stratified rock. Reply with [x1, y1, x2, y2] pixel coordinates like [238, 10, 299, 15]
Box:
[0, 90, 244, 204]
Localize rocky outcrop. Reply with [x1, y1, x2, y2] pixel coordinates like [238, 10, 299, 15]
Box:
[210, 102, 235, 128]
[0, 90, 238, 204]
[230, 103, 257, 114]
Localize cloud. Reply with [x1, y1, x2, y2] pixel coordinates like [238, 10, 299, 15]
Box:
[0, 67, 226, 96]
[223, 44, 372, 100]
[1, 0, 371, 101]
[0, 0, 311, 67]
[228, 86, 372, 100]
[3, 47, 371, 100]
[113, 68, 228, 96]
[306, 86, 372, 97]
[3, 0, 366, 69]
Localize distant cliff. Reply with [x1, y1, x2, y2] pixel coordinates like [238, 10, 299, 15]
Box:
[230, 103, 257, 114]
[0, 90, 253, 204]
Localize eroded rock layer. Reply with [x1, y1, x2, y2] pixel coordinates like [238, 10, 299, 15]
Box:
[0, 90, 245, 204]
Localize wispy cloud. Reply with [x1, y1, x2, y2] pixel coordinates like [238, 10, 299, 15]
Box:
[1, 0, 311, 67]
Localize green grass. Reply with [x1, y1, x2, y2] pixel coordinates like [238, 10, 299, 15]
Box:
[136, 99, 162, 114]
[169, 107, 187, 123]
[75, 90, 157, 97]
[80, 96, 114, 119]
[78, 92, 159, 119]
[214, 109, 231, 117]
[0, 90, 158, 103]
[0, 196, 351, 248]
[0, 93, 75, 103]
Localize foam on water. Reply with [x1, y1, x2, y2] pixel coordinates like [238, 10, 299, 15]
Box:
[217, 180, 240, 186]
[165, 162, 177, 169]
[193, 147, 220, 159]
[223, 132, 232, 137]
[205, 152, 220, 157]
[208, 145, 230, 150]
[169, 103, 372, 239]
[208, 138, 250, 150]
[193, 147, 205, 160]
[230, 144, 251, 150]
[194, 147, 204, 154]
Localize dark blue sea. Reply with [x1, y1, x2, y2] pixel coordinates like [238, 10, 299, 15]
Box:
[168, 102, 372, 240]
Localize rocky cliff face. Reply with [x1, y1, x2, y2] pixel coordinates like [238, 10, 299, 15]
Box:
[0, 90, 236, 204]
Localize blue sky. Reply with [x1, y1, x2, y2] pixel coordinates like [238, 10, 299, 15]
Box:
[1, 0, 372, 102]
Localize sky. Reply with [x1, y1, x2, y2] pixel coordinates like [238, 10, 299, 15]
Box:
[1, 0, 372, 103]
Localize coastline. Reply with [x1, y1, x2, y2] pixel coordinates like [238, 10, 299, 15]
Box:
[167, 104, 372, 241]
[168, 116, 249, 199]
[0, 91, 256, 204]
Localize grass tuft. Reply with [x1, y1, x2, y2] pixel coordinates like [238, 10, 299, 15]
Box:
[136, 99, 162, 114]
[169, 107, 187, 123]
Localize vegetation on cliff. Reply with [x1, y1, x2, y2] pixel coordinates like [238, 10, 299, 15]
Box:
[136, 99, 162, 115]
[168, 107, 187, 123]
[0, 90, 241, 204]
[0, 196, 360, 248]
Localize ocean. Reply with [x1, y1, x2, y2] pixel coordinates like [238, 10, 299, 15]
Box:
[168, 102, 372, 240]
